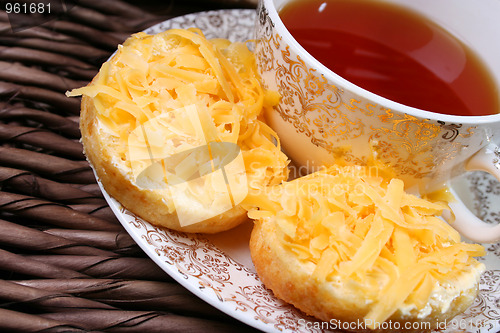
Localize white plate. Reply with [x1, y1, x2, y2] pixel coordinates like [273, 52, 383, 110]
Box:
[98, 9, 500, 333]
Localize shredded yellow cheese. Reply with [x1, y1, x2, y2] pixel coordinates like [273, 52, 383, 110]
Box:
[247, 165, 485, 327]
[67, 29, 289, 208]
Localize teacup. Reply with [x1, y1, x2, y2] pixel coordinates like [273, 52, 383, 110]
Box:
[254, 0, 500, 243]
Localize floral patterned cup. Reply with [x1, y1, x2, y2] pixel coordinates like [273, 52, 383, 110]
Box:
[254, 0, 500, 243]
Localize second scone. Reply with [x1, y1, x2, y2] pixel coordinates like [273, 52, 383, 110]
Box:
[247, 165, 485, 332]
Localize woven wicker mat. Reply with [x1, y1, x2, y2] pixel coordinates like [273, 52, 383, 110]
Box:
[0, 0, 261, 331]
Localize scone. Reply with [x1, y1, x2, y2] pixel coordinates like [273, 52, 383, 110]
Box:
[247, 165, 485, 332]
[69, 29, 289, 233]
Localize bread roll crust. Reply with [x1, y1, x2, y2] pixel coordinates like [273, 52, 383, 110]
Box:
[250, 218, 481, 332]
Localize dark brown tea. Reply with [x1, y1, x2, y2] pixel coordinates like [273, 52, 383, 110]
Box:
[280, 0, 499, 116]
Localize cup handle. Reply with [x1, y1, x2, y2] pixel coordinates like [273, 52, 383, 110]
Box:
[447, 143, 500, 243]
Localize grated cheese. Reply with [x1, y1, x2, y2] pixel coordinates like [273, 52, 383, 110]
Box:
[247, 165, 485, 327]
[67, 28, 289, 216]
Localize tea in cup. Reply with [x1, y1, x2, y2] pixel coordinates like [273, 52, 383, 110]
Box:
[254, 0, 500, 242]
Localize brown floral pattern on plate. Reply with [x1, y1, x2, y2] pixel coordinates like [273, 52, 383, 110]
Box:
[97, 9, 500, 333]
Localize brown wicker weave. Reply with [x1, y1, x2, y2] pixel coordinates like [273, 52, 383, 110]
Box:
[0, 0, 260, 331]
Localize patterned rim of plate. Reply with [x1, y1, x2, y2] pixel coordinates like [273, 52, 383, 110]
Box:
[97, 9, 500, 333]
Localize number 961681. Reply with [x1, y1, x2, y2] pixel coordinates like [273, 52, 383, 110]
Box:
[5, 2, 51, 14]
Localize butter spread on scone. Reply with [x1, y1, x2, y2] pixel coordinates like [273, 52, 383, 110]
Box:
[68, 29, 289, 233]
[247, 165, 485, 332]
